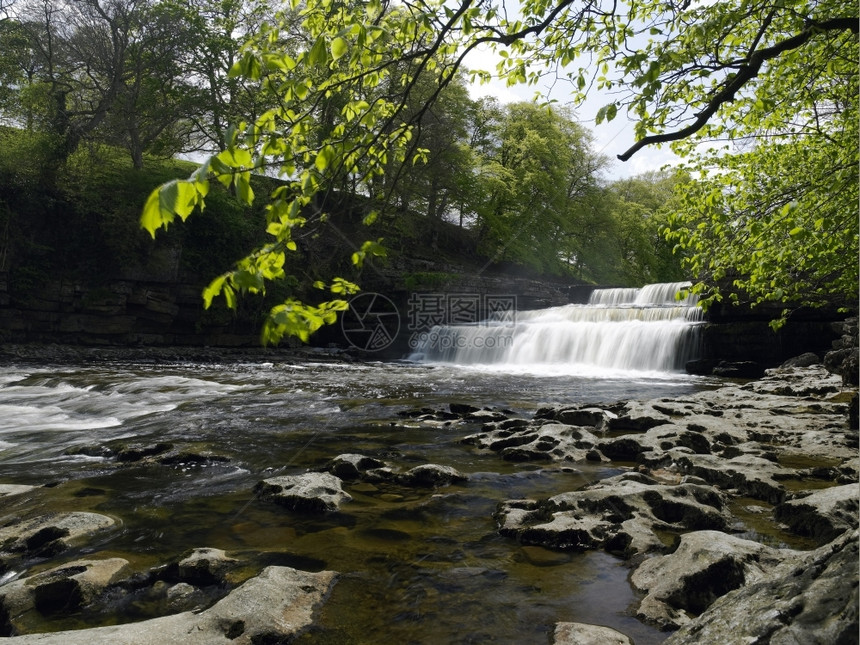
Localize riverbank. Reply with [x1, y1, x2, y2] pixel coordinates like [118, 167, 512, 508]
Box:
[0, 359, 856, 643]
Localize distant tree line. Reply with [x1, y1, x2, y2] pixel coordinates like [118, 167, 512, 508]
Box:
[0, 0, 684, 291]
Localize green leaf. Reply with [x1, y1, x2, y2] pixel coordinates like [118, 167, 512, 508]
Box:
[331, 37, 348, 60]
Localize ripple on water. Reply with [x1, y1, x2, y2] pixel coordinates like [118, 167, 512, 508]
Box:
[0, 360, 704, 644]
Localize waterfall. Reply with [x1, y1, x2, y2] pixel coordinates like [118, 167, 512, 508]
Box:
[409, 281, 703, 373]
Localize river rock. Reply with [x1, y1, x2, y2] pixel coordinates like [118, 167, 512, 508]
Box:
[0, 558, 129, 634]
[324, 454, 386, 480]
[782, 352, 821, 368]
[463, 422, 604, 463]
[395, 464, 468, 487]
[255, 472, 351, 513]
[630, 530, 790, 629]
[0, 512, 117, 562]
[2, 565, 337, 644]
[175, 547, 239, 585]
[639, 449, 791, 503]
[495, 472, 730, 558]
[744, 364, 843, 397]
[553, 622, 633, 644]
[555, 407, 618, 429]
[0, 485, 36, 499]
[598, 423, 711, 461]
[774, 484, 859, 545]
[663, 529, 858, 645]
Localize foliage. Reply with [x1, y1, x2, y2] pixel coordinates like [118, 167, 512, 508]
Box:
[603, 171, 687, 285]
[141, 0, 857, 341]
[466, 101, 605, 275]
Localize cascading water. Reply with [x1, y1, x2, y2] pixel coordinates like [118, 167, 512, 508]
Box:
[410, 281, 704, 373]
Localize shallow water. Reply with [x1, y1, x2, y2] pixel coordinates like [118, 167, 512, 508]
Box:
[0, 358, 714, 643]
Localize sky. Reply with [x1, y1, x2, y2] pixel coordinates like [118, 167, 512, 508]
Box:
[463, 44, 682, 182]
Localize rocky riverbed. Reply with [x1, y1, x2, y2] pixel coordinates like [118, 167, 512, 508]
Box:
[0, 358, 857, 644]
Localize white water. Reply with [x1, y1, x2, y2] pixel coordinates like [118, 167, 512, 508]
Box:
[411, 281, 704, 373]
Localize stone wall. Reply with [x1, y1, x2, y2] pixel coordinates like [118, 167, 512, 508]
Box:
[0, 272, 266, 347]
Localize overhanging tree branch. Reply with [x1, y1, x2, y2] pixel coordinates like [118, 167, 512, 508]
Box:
[618, 16, 858, 161]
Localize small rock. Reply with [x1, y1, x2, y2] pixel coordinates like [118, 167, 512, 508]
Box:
[177, 547, 239, 585]
[255, 472, 351, 513]
[324, 454, 386, 480]
[0, 485, 36, 499]
[781, 352, 821, 368]
[553, 622, 633, 645]
[395, 464, 468, 488]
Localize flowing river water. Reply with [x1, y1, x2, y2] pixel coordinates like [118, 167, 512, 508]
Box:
[0, 283, 715, 643]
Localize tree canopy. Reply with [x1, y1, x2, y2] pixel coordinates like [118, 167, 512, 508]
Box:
[126, 0, 856, 340]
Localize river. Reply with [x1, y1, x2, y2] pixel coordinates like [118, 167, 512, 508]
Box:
[0, 355, 713, 644]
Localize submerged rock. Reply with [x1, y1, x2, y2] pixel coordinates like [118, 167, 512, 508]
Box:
[255, 472, 351, 513]
[3, 565, 337, 644]
[663, 530, 859, 645]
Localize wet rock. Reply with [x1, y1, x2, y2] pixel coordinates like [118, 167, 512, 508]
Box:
[640, 449, 791, 504]
[164, 582, 205, 613]
[395, 464, 468, 488]
[0, 558, 129, 634]
[553, 621, 633, 644]
[115, 443, 173, 463]
[3, 565, 337, 644]
[744, 364, 842, 397]
[63, 444, 114, 459]
[449, 402, 480, 416]
[823, 316, 858, 386]
[631, 531, 789, 629]
[157, 452, 230, 467]
[664, 530, 858, 645]
[324, 454, 386, 481]
[598, 424, 711, 461]
[496, 473, 730, 558]
[176, 548, 239, 585]
[555, 407, 618, 429]
[608, 401, 672, 431]
[255, 472, 351, 513]
[782, 352, 821, 368]
[774, 484, 859, 545]
[463, 422, 604, 463]
[711, 361, 766, 378]
[0, 513, 117, 562]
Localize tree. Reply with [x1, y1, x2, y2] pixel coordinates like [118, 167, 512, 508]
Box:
[172, 0, 282, 154]
[142, 0, 858, 342]
[100, 0, 197, 168]
[604, 171, 686, 285]
[468, 101, 604, 275]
